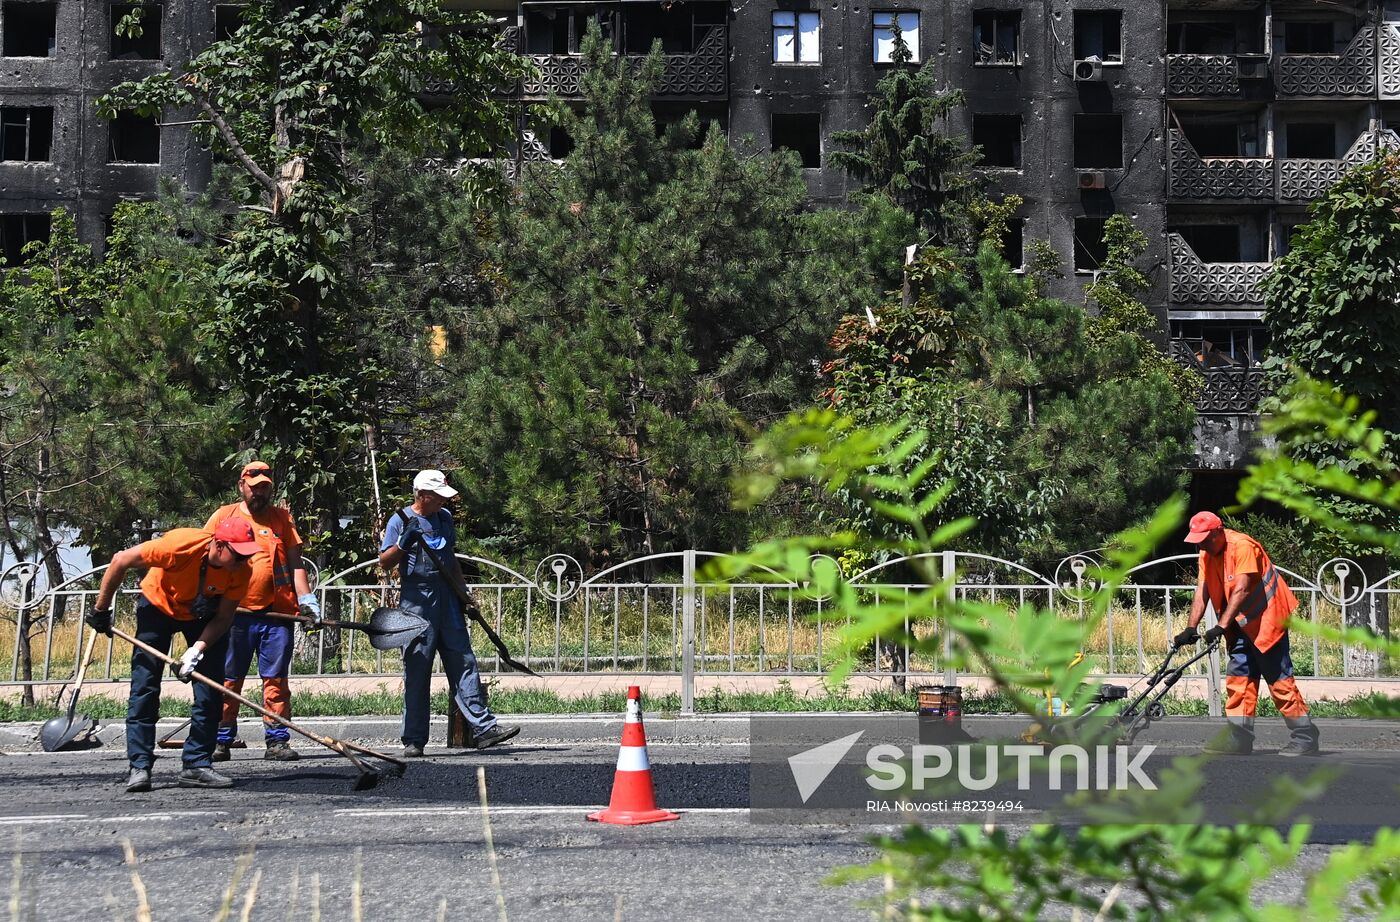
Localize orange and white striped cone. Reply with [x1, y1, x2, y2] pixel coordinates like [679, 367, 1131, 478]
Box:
[587, 686, 680, 825]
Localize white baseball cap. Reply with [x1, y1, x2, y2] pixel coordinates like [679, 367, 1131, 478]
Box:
[412, 469, 459, 498]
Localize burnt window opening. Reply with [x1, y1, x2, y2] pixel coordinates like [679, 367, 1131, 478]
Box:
[1074, 113, 1123, 168]
[1171, 320, 1270, 368]
[773, 10, 820, 63]
[108, 111, 160, 163]
[548, 126, 574, 159]
[1179, 118, 1259, 157]
[111, 3, 162, 59]
[621, 4, 722, 54]
[973, 11, 1019, 65]
[1, 212, 50, 266]
[1284, 122, 1336, 158]
[215, 4, 245, 40]
[973, 113, 1021, 168]
[2, 2, 57, 57]
[0, 106, 52, 161]
[1074, 10, 1122, 63]
[772, 113, 820, 168]
[1166, 22, 1237, 55]
[873, 11, 919, 63]
[1283, 21, 1335, 54]
[1074, 216, 1109, 271]
[525, 8, 571, 53]
[1175, 224, 1242, 262]
[1000, 217, 1025, 268]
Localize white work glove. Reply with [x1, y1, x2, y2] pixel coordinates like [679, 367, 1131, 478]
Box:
[297, 592, 322, 623]
[173, 646, 204, 683]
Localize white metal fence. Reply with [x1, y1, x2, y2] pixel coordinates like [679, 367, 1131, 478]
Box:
[4, 550, 1396, 712]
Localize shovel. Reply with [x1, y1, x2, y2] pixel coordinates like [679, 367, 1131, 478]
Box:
[253, 605, 429, 651]
[110, 626, 407, 791]
[39, 628, 101, 752]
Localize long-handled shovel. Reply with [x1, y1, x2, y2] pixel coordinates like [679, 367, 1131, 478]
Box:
[39, 628, 101, 752]
[254, 606, 430, 651]
[110, 627, 406, 791]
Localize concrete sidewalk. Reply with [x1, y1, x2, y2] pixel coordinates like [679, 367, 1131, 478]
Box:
[3, 713, 1398, 751]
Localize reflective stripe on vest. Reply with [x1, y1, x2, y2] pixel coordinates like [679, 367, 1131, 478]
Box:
[1233, 565, 1281, 629]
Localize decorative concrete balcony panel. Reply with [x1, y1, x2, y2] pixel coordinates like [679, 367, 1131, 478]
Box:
[1277, 129, 1400, 201]
[1168, 234, 1268, 306]
[1168, 130, 1274, 201]
[1276, 26, 1376, 97]
[1167, 55, 1241, 96]
[1382, 25, 1400, 99]
[522, 25, 728, 98]
[1170, 343, 1269, 415]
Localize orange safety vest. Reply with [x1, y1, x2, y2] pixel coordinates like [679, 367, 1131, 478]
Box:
[1199, 529, 1298, 653]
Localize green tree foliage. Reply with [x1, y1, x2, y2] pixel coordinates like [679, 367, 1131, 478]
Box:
[97, 0, 527, 567]
[444, 30, 900, 563]
[1262, 153, 1400, 435]
[829, 28, 982, 247]
[823, 234, 1195, 561]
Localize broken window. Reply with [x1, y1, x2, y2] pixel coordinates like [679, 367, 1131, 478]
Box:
[1178, 117, 1259, 157]
[973, 11, 1019, 65]
[0, 106, 52, 161]
[772, 113, 820, 168]
[525, 9, 571, 53]
[0, 212, 50, 266]
[1175, 224, 1241, 262]
[1074, 216, 1109, 271]
[873, 11, 919, 63]
[2, 2, 57, 57]
[773, 10, 819, 63]
[108, 111, 160, 163]
[548, 126, 573, 159]
[1171, 320, 1269, 367]
[214, 4, 244, 40]
[1000, 217, 1024, 268]
[110, 3, 162, 59]
[1282, 21, 1335, 54]
[622, 4, 720, 53]
[973, 113, 1020, 168]
[1074, 113, 1123, 168]
[1166, 22, 1237, 55]
[1284, 122, 1336, 159]
[1074, 10, 1122, 63]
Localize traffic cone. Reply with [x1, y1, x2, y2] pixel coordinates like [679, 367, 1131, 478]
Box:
[587, 686, 679, 825]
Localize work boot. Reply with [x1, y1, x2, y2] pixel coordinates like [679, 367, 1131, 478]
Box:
[178, 766, 234, 789]
[263, 740, 300, 761]
[1279, 738, 1321, 757]
[402, 743, 425, 758]
[1203, 729, 1253, 755]
[471, 725, 521, 751]
[212, 743, 232, 763]
[125, 768, 152, 793]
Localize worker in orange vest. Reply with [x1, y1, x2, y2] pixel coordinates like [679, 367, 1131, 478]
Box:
[1173, 511, 1321, 756]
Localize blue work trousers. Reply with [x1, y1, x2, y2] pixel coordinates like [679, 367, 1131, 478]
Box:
[126, 597, 229, 771]
[219, 614, 295, 743]
[400, 576, 496, 747]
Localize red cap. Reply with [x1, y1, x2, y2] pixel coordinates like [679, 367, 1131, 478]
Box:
[239, 461, 273, 486]
[1184, 510, 1223, 544]
[213, 518, 261, 557]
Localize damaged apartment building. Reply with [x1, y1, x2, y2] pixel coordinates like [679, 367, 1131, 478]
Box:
[4, 1, 1400, 497]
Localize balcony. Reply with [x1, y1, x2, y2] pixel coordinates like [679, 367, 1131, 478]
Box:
[521, 24, 727, 99]
[1276, 25, 1375, 97]
[1168, 129, 1273, 201]
[1171, 343, 1269, 415]
[1167, 54, 1262, 97]
[1278, 129, 1400, 202]
[1168, 233, 1268, 307]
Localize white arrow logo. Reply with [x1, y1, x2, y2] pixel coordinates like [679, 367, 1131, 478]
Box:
[787, 731, 866, 803]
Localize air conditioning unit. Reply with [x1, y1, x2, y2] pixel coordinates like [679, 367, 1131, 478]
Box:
[1074, 56, 1104, 82]
[1235, 54, 1269, 80]
[1077, 170, 1107, 190]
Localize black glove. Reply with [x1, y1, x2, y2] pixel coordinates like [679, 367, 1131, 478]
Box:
[1203, 624, 1227, 644]
[1172, 626, 1199, 650]
[85, 607, 113, 637]
[395, 521, 422, 552]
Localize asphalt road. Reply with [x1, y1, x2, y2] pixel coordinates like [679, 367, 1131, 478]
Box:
[1, 718, 1397, 921]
